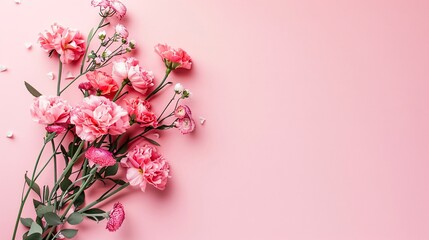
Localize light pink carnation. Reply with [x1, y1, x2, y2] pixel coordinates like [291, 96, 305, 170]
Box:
[106, 202, 125, 232]
[122, 145, 170, 191]
[154, 43, 192, 70]
[125, 98, 157, 127]
[91, 0, 127, 19]
[54, 28, 86, 64]
[115, 24, 128, 39]
[112, 57, 154, 94]
[30, 96, 72, 125]
[85, 147, 116, 167]
[70, 95, 130, 142]
[174, 105, 192, 119]
[86, 70, 119, 96]
[174, 105, 195, 134]
[38, 23, 65, 52]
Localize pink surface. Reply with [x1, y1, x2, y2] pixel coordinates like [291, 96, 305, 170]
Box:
[1, 0, 429, 239]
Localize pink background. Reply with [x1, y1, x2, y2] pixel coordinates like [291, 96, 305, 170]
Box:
[1, 0, 429, 239]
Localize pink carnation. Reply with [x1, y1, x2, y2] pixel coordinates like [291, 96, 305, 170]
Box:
[92, 0, 127, 19]
[85, 147, 116, 167]
[106, 202, 125, 232]
[78, 82, 93, 91]
[112, 57, 154, 94]
[174, 105, 192, 119]
[154, 43, 192, 70]
[70, 95, 130, 142]
[38, 23, 65, 52]
[125, 98, 157, 127]
[115, 24, 128, 39]
[30, 96, 72, 125]
[86, 70, 119, 96]
[122, 145, 170, 191]
[174, 105, 195, 134]
[45, 125, 67, 134]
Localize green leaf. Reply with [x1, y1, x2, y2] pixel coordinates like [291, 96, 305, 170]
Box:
[67, 212, 84, 225]
[33, 199, 43, 209]
[28, 222, 42, 235]
[104, 163, 119, 177]
[61, 229, 78, 238]
[36, 205, 54, 218]
[112, 179, 126, 185]
[43, 186, 50, 203]
[60, 144, 69, 165]
[60, 178, 73, 192]
[24, 81, 42, 97]
[156, 125, 173, 130]
[25, 233, 42, 240]
[84, 208, 105, 215]
[73, 190, 85, 208]
[44, 212, 62, 226]
[25, 173, 41, 198]
[142, 136, 161, 146]
[44, 132, 56, 143]
[20, 218, 34, 228]
[84, 208, 106, 221]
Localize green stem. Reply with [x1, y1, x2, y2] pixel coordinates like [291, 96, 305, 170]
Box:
[157, 92, 177, 122]
[59, 72, 86, 95]
[51, 140, 58, 209]
[113, 80, 129, 102]
[146, 68, 172, 100]
[12, 141, 48, 240]
[57, 58, 63, 96]
[80, 17, 106, 73]
[78, 183, 130, 213]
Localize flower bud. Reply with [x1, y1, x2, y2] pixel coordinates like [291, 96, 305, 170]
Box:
[98, 30, 106, 41]
[46, 125, 67, 134]
[129, 40, 136, 49]
[115, 24, 129, 39]
[174, 83, 184, 94]
[182, 89, 191, 99]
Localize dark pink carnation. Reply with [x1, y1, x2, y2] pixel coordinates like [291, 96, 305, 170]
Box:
[85, 147, 116, 167]
[106, 202, 125, 232]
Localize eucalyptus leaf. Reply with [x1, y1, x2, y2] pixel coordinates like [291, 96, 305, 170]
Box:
[60, 144, 69, 165]
[24, 81, 42, 97]
[61, 229, 78, 238]
[60, 178, 73, 192]
[44, 212, 62, 226]
[25, 233, 42, 240]
[67, 212, 84, 225]
[104, 163, 119, 177]
[36, 205, 54, 218]
[142, 136, 161, 146]
[33, 199, 43, 209]
[20, 218, 34, 228]
[73, 190, 85, 208]
[28, 222, 42, 235]
[84, 208, 106, 221]
[25, 174, 41, 198]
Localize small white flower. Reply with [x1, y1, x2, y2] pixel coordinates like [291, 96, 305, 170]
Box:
[174, 83, 184, 94]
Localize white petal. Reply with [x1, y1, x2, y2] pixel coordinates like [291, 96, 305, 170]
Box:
[24, 42, 32, 49]
[199, 117, 206, 125]
[47, 72, 54, 80]
[0, 65, 7, 72]
[6, 131, 13, 138]
[15, 0, 21, 4]
[65, 72, 74, 80]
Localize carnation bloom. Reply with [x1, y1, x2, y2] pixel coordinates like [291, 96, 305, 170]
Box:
[45, 125, 67, 134]
[30, 96, 72, 125]
[112, 57, 154, 94]
[125, 98, 157, 127]
[78, 82, 93, 91]
[38, 23, 65, 52]
[115, 24, 128, 39]
[106, 202, 125, 232]
[122, 145, 170, 191]
[85, 147, 116, 167]
[70, 95, 130, 141]
[91, 0, 127, 19]
[174, 105, 192, 119]
[154, 43, 192, 70]
[86, 70, 119, 96]
[174, 105, 195, 134]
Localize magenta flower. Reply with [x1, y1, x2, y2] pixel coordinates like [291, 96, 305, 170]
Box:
[86, 70, 119, 96]
[125, 97, 157, 127]
[78, 82, 93, 91]
[174, 105, 192, 119]
[122, 145, 171, 191]
[106, 202, 125, 232]
[85, 147, 116, 167]
[112, 57, 154, 94]
[30, 96, 72, 125]
[45, 125, 67, 134]
[174, 105, 195, 134]
[70, 95, 130, 141]
[154, 43, 192, 70]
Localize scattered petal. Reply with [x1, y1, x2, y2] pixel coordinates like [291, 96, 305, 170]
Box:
[6, 131, 13, 138]
[65, 72, 74, 80]
[15, 0, 21, 4]
[199, 117, 206, 125]
[24, 42, 32, 49]
[47, 72, 54, 80]
[0, 65, 7, 72]
[152, 133, 160, 139]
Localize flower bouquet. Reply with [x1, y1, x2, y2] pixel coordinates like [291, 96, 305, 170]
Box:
[12, 1, 196, 239]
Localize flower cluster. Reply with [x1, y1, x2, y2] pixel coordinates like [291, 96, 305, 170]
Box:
[14, 1, 198, 239]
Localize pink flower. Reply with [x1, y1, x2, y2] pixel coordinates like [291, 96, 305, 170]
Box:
[112, 57, 154, 94]
[78, 82, 93, 91]
[122, 145, 170, 191]
[174, 105, 192, 119]
[91, 0, 127, 19]
[30, 96, 72, 125]
[115, 24, 128, 39]
[154, 43, 192, 70]
[85, 147, 116, 167]
[125, 98, 157, 127]
[70, 95, 130, 142]
[106, 202, 125, 232]
[175, 117, 195, 134]
[54, 28, 86, 64]
[86, 70, 119, 96]
[45, 125, 67, 134]
[38, 23, 65, 52]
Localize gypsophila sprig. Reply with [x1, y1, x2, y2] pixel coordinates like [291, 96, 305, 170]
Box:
[12, 1, 197, 239]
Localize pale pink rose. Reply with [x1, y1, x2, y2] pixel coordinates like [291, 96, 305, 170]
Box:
[175, 117, 195, 134]
[38, 23, 65, 52]
[30, 96, 72, 125]
[112, 57, 154, 94]
[86, 70, 119, 96]
[106, 202, 125, 232]
[85, 147, 116, 167]
[115, 24, 128, 39]
[122, 145, 170, 191]
[54, 28, 86, 64]
[45, 125, 67, 134]
[125, 98, 157, 127]
[154, 43, 192, 70]
[70, 95, 130, 142]
[174, 105, 192, 119]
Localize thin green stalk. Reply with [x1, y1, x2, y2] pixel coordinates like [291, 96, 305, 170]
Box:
[80, 17, 106, 73]
[78, 183, 130, 213]
[51, 140, 58, 209]
[113, 80, 129, 102]
[157, 92, 177, 122]
[57, 58, 63, 96]
[146, 68, 172, 100]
